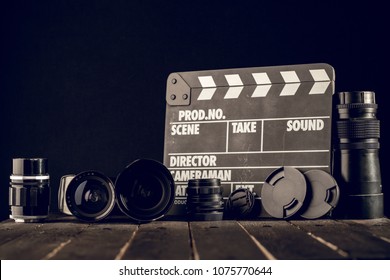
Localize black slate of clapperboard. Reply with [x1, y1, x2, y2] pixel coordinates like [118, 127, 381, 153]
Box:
[164, 63, 335, 217]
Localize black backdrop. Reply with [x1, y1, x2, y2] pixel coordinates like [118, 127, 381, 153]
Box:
[0, 0, 388, 220]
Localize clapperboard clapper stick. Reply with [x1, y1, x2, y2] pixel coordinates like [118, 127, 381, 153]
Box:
[163, 63, 335, 217]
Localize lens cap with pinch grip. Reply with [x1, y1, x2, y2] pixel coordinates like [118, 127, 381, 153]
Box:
[261, 167, 307, 219]
[300, 170, 340, 219]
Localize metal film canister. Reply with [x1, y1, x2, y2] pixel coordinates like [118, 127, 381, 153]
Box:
[9, 158, 50, 222]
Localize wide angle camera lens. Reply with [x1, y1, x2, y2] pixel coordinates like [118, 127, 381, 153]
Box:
[115, 159, 175, 222]
[9, 158, 50, 223]
[65, 171, 116, 222]
[58, 175, 75, 215]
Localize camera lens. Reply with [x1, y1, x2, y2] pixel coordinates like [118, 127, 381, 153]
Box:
[334, 91, 383, 218]
[9, 158, 50, 223]
[58, 175, 75, 215]
[186, 178, 224, 221]
[115, 159, 175, 222]
[65, 171, 115, 222]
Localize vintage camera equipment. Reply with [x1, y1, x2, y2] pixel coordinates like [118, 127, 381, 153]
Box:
[60, 159, 174, 223]
[59, 174, 119, 216]
[65, 171, 116, 222]
[335, 91, 383, 218]
[186, 178, 224, 221]
[58, 175, 74, 215]
[261, 167, 307, 219]
[115, 159, 175, 222]
[225, 188, 257, 219]
[164, 63, 335, 217]
[261, 167, 340, 219]
[9, 158, 50, 222]
[300, 170, 340, 219]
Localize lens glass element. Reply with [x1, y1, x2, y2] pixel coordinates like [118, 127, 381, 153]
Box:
[66, 171, 115, 222]
[74, 180, 109, 214]
[115, 159, 175, 222]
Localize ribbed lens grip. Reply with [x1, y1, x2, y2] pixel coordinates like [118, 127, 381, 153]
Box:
[337, 103, 377, 110]
[337, 120, 380, 139]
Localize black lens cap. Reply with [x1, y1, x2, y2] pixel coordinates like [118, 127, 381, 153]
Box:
[261, 167, 307, 219]
[300, 170, 340, 219]
[66, 171, 116, 222]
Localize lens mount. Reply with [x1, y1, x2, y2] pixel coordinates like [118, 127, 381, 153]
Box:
[115, 159, 175, 222]
[65, 171, 115, 222]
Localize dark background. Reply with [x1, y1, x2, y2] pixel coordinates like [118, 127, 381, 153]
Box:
[0, 0, 388, 220]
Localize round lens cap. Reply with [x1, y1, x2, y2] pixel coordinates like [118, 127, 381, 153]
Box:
[300, 170, 340, 219]
[261, 167, 307, 219]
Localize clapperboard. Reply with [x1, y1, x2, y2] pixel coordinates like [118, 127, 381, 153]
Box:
[163, 63, 335, 216]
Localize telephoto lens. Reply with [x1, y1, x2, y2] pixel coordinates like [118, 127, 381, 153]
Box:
[115, 159, 175, 223]
[65, 171, 116, 222]
[335, 91, 383, 218]
[9, 158, 50, 222]
[186, 179, 224, 221]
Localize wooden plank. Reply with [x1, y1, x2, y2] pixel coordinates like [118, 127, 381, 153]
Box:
[0, 220, 89, 260]
[292, 219, 390, 259]
[0, 220, 43, 246]
[190, 220, 267, 260]
[341, 218, 390, 241]
[50, 223, 138, 260]
[2, 217, 390, 260]
[240, 220, 345, 260]
[121, 221, 190, 260]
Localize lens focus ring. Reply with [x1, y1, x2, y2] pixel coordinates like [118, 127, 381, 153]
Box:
[337, 120, 380, 139]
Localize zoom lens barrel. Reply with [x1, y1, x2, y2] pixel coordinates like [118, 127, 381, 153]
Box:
[9, 158, 50, 222]
[186, 179, 224, 221]
[335, 91, 383, 218]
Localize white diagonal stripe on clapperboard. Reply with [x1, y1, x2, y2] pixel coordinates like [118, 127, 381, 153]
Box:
[224, 74, 244, 99]
[197, 68, 330, 100]
[280, 71, 300, 96]
[198, 76, 216, 100]
[252, 72, 272, 97]
[309, 69, 331, 95]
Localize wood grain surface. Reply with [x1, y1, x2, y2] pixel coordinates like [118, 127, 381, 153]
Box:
[1, 216, 390, 260]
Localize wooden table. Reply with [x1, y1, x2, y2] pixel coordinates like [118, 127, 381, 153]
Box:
[1, 216, 390, 260]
